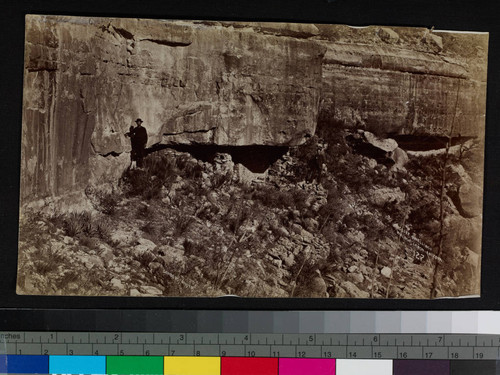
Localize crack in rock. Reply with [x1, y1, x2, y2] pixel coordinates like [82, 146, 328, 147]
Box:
[163, 127, 217, 137]
[99, 151, 122, 157]
[140, 38, 192, 47]
[112, 26, 134, 40]
[27, 66, 57, 73]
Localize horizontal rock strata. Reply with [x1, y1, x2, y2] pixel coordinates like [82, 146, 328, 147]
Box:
[319, 42, 487, 137]
[20, 16, 488, 202]
[21, 16, 326, 201]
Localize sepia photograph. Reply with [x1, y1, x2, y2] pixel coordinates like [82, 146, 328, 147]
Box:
[17, 15, 488, 298]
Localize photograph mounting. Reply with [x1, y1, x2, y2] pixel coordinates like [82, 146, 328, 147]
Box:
[17, 15, 488, 298]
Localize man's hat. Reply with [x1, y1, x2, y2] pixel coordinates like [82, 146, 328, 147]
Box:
[135, 118, 143, 124]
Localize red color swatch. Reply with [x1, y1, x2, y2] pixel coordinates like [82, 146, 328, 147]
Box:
[221, 357, 278, 375]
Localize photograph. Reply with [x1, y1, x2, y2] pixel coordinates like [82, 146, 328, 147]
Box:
[17, 14, 487, 298]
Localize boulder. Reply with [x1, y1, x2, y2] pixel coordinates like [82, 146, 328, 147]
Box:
[445, 215, 482, 254]
[339, 281, 370, 298]
[133, 238, 157, 255]
[83, 255, 105, 269]
[158, 245, 186, 268]
[454, 247, 480, 295]
[110, 229, 136, 246]
[367, 158, 378, 169]
[97, 243, 115, 267]
[148, 262, 164, 273]
[349, 272, 365, 284]
[363, 131, 399, 153]
[281, 253, 295, 268]
[457, 183, 483, 218]
[129, 288, 142, 297]
[448, 164, 471, 185]
[390, 147, 409, 170]
[110, 278, 125, 290]
[381, 267, 392, 278]
[347, 265, 358, 273]
[294, 270, 329, 297]
[368, 187, 405, 207]
[235, 163, 267, 184]
[377, 27, 400, 44]
[424, 32, 444, 52]
[347, 131, 402, 164]
[139, 285, 164, 296]
[346, 230, 366, 245]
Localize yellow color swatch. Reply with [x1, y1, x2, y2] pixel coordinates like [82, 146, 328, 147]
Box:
[164, 356, 221, 375]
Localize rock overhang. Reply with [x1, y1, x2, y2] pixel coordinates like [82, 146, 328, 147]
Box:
[20, 16, 488, 202]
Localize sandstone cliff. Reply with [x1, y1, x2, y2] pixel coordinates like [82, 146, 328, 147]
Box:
[20, 16, 488, 202]
[317, 26, 488, 137]
[21, 16, 326, 201]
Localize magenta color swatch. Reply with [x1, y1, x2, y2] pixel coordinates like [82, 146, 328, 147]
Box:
[279, 358, 335, 375]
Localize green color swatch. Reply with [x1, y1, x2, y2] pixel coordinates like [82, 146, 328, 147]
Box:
[107, 356, 164, 374]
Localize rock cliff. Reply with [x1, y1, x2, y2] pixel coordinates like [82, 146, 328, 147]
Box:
[20, 16, 487, 202]
[21, 16, 326, 201]
[319, 42, 487, 137]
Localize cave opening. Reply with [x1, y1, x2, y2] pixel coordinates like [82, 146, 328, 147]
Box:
[389, 134, 476, 151]
[147, 143, 289, 173]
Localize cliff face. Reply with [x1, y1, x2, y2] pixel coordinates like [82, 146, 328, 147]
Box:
[20, 16, 488, 202]
[21, 16, 326, 201]
[319, 42, 487, 137]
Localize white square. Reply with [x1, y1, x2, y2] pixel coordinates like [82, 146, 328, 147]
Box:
[336, 359, 393, 375]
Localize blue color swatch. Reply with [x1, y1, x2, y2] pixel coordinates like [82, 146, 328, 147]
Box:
[0, 355, 49, 374]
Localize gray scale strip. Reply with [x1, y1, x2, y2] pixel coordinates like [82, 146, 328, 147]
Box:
[0, 332, 500, 360]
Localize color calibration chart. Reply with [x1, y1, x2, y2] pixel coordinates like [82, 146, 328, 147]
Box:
[2, 311, 500, 374]
[2, 332, 500, 374]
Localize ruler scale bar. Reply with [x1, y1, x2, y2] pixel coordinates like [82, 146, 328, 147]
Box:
[2, 332, 500, 360]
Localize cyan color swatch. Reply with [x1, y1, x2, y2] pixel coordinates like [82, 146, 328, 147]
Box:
[49, 355, 105, 374]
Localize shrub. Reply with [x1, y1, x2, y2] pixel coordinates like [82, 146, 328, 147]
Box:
[32, 244, 65, 276]
[340, 212, 359, 232]
[143, 178, 164, 200]
[79, 235, 99, 250]
[183, 239, 206, 257]
[321, 222, 341, 244]
[85, 186, 120, 216]
[210, 172, 232, 189]
[137, 204, 155, 220]
[146, 152, 177, 181]
[225, 205, 251, 235]
[134, 251, 156, 268]
[55, 271, 80, 290]
[95, 219, 113, 243]
[62, 212, 91, 237]
[121, 151, 177, 200]
[195, 204, 218, 221]
[251, 186, 294, 209]
[180, 160, 203, 180]
[141, 221, 157, 236]
[174, 213, 194, 237]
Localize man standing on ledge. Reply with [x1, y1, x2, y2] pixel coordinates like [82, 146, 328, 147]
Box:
[126, 118, 148, 169]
